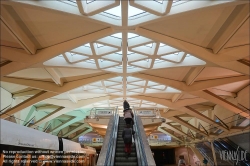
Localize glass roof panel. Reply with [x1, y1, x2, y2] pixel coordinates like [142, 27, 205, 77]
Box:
[86, 0, 95, 4]
[159, 43, 166, 47]
[111, 33, 122, 39]
[128, 33, 139, 39]
[104, 4, 121, 17]
[173, 0, 181, 3]
[154, 0, 163, 4]
[116, 51, 122, 54]
[128, 5, 146, 18]
[85, 59, 95, 64]
[145, 43, 153, 48]
[67, 0, 76, 3]
[84, 43, 90, 47]
[97, 43, 105, 48]
[155, 59, 164, 63]
[127, 51, 134, 54]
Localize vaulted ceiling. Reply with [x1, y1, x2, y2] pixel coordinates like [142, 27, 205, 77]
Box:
[1, 0, 249, 142]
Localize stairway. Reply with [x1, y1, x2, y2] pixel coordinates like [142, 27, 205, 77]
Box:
[114, 117, 138, 166]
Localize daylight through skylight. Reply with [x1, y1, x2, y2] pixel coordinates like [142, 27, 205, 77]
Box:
[104, 4, 121, 17]
[111, 33, 122, 39]
[154, 0, 163, 4]
[86, 0, 95, 4]
[84, 43, 90, 47]
[127, 33, 139, 39]
[128, 5, 146, 18]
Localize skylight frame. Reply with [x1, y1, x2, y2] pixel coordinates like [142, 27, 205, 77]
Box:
[86, 0, 96, 4]
[153, 0, 163, 4]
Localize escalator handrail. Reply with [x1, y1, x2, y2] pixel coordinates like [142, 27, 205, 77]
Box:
[133, 109, 148, 166]
[104, 107, 119, 166]
[213, 141, 234, 165]
[110, 112, 119, 165]
[221, 138, 250, 158]
[196, 146, 215, 166]
[215, 139, 250, 166]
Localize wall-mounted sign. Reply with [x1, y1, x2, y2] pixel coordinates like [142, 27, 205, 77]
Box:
[96, 111, 112, 115]
[138, 110, 155, 116]
[92, 138, 103, 143]
[150, 135, 158, 139]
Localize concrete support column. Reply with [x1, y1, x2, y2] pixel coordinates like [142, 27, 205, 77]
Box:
[210, 140, 218, 166]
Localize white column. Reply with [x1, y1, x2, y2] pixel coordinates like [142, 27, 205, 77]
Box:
[210, 140, 218, 166]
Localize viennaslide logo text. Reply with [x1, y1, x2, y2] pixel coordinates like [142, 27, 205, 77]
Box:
[219, 146, 248, 165]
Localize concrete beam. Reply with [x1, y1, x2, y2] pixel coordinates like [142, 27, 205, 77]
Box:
[212, 4, 249, 53]
[1, 5, 36, 54]
[1, 27, 114, 76]
[13, 89, 42, 98]
[193, 90, 250, 119]
[170, 116, 207, 136]
[72, 127, 92, 140]
[181, 106, 228, 131]
[62, 123, 89, 137]
[135, 27, 249, 75]
[158, 126, 183, 142]
[49, 117, 82, 133]
[0, 91, 55, 119]
[44, 68, 63, 86]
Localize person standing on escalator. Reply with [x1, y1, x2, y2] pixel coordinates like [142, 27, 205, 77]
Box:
[123, 100, 134, 126]
[122, 124, 135, 158]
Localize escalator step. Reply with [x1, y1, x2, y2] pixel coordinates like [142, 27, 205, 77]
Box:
[116, 144, 136, 148]
[114, 117, 138, 166]
[115, 148, 136, 152]
[117, 137, 124, 139]
[115, 157, 137, 162]
[116, 152, 136, 157]
[114, 162, 137, 166]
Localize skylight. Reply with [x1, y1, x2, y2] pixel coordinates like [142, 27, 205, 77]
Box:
[155, 59, 164, 63]
[111, 33, 122, 39]
[127, 51, 134, 54]
[84, 43, 90, 47]
[127, 33, 139, 39]
[85, 59, 95, 64]
[116, 51, 122, 54]
[97, 43, 105, 48]
[104, 4, 121, 17]
[145, 43, 153, 48]
[102, 4, 146, 19]
[86, 0, 95, 4]
[173, 0, 181, 3]
[154, 0, 163, 4]
[159, 43, 165, 47]
[67, 0, 76, 3]
[128, 5, 146, 18]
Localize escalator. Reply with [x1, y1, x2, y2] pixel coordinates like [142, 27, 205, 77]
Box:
[214, 138, 250, 166]
[97, 107, 155, 166]
[196, 138, 250, 166]
[196, 142, 232, 166]
[114, 117, 138, 166]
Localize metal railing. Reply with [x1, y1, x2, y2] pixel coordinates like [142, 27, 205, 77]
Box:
[133, 108, 149, 166]
[196, 147, 215, 166]
[104, 107, 119, 166]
